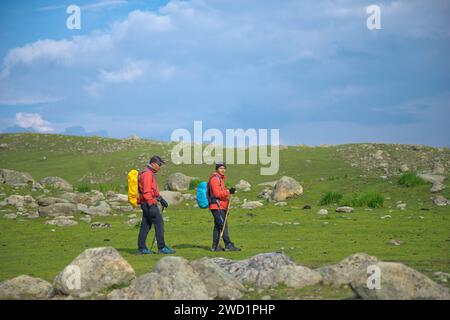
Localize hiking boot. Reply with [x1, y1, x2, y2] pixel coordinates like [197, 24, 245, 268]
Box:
[159, 246, 176, 254]
[225, 243, 241, 251]
[211, 244, 224, 252]
[137, 248, 154, 255]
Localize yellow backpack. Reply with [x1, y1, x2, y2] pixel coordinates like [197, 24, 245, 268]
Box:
[127, 169, 140, 208]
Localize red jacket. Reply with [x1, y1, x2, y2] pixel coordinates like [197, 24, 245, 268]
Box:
[209, 172, 230, 210]
[138, 167, 160, 205]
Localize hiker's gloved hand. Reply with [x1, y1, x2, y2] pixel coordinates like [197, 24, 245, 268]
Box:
[229, 187, 236, 194]
[158, 196, 169, 208]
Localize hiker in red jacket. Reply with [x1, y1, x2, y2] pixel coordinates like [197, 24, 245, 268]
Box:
[137, 155, 175, 255]
[209, 161, 241, 252]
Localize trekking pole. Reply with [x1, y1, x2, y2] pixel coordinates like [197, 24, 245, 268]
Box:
[150, 206, 164, 251]
[217, 195, 232, 250]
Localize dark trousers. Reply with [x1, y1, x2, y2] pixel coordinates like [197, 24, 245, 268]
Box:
[211, 209, 232, 247]
[138, 203, 165, 250]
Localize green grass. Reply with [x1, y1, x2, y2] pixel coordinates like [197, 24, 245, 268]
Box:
[189, 178, 201, 190]
[0, 133, 449, 298]
[398, 172, 426, 188]
[319, 192, 343, 205]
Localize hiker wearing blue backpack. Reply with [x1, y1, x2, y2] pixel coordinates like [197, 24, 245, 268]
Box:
[208, 162, 241, 252]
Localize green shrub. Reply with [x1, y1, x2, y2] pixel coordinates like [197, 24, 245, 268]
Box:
[76, 184, 91, 193]
[189, 178, 201, 190]
[349, 192, 384, 208]
[398, 172, 425, 187]
[319, 192, 343, 205]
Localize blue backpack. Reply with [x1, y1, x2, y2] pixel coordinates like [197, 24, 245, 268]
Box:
[196, 175, 223, 209]
[196, 182, 210, 209]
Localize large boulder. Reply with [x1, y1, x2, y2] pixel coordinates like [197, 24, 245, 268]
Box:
[44, 216, 78, 227]
[0, 169, 35, 187]
[160, 191, 183, 206]
[432, 195, 450, 207]
[83, 201, 112, 216]
[234, 180, 251, 192]
[190, 258, 246, 299]
[417, 174, 446, 184]
[38, 177, 73, 191]
[108, 256, 209, 300]
[165, 173, 194, 191]
[38, 203, 78, 217]
[350, 262, 450, 300]
[60, 192, 103, 206]
[106, 192, 128, 203]
[53, 247, 135, 298]
[316, 253, 379, 287]
[210, 252, 296, 288]
[259, 265, 322, 289]
[0, 275, 53, 300]
[271, 176, 303, 201]
[3, 195, 37, 209]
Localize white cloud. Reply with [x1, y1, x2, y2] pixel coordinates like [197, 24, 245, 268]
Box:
[38, 1, 128, 12]
[15, 113, 54, 133]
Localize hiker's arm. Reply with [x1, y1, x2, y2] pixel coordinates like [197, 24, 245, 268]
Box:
[152, 176, 161, 199]
[210, 178, 230, 200]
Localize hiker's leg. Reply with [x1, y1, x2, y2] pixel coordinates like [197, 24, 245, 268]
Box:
[211, 210, 222, 246]
[220, 210, 232, 246]
[149, 204, 166, 250]
[137, 203, 152, 250]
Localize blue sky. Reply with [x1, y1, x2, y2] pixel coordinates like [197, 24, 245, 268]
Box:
[0, 0, 449, 146]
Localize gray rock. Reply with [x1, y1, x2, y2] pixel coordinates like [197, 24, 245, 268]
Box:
[432, 195, 450, 206]
[271, 176, 303, 201]
[4, 195, 37, 209]
[38, 203, 78, 217]
[85, 201, 111, 216]
[399, 164, 409, 173]
[350, 262, 450, 300]
[0, 169, 35, 187]
[190, 258, 246, 299]
[38, 176, 73, 191]
[0, 275, 53, 300]
[432, 162, 445, 175]
[79, 215, 92, 223]
[106, 192, 128, 203]
[125, 218, 139, 227]
[235, 179, 251, 192]
[258, 188, 273, 201]
[45, 217, 78, 227]
[3, 213, 17, 219]
[210, 252, 295, 288]
[316, 253, 379, 287]
[430, 182, 445, 193]
[317, 209, 328, 215]
[160, 191, 183, 206]
[108, 256, 208, 300]
[53, 247, 135, 298]
[418, 174, 446, 184]
[165, 172, 194, 191]
[335, 206, 354, 213]
[241, 200, 264, 210]
[396, 203, 407, 210]
[274, 202, 287, 207]
[37, 197, 70, 207]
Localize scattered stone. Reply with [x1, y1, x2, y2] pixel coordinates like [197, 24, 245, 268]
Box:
[241, 200, 264, 210]
[79, 215, 92, 223]
[418, 174, 446, 184]
[274, 202, 287, 207]
[432, 162, 445, 175]
[53, 247, 135, 298]
[234, 180, 251, 192]
[432, 195, 450, 206]
[0, 275, 53, 300]
[91, 222, 111, 229]
[3, 213, 17, 219]
[125, 218, 139, 227]
[45, 217, 78, 227]
[106, 192, 128, 203]
[381, 215, 391, 219]
[430, 182, 445, 193]
[317, 209, 328, 215]
[258, 189, 272, 201]
[271, 176, 303, 201]
[389, 239, 402, 246]
[399, 164, 409, 173]
[303, 205, 311, 210]
[37, 197, 70, 207]
[335, 206, 354, 213]
[396, 203, 407, 210]
[84, 201, 112, 216]
[38, 176, 73, 191]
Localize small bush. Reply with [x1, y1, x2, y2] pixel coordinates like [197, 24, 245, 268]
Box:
[189, 178, 201, 190]
[319, 192, 343, 205]
[76, 184, 91, 193]
[398, 172, 425, 187]
[349, 192, 384, 208]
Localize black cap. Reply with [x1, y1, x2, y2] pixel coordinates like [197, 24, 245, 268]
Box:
[149, 155, 165, 166]
[215, 161, 226, 170]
